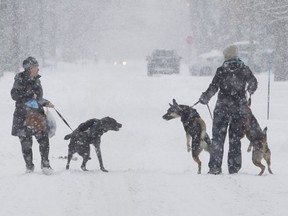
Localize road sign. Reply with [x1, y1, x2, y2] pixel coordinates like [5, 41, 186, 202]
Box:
[186, 36, 193, 44]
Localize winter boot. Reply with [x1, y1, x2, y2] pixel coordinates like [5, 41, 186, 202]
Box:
[41, 160, 53, 175]
[41, 160, 52, 170]
[26, 164, 35, 173]
[208, 168, 222, 175]
[23, 151, 34, 173]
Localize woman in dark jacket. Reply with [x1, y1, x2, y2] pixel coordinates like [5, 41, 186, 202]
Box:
[11, 56, 54, 173]
[199, 45, 258, 174]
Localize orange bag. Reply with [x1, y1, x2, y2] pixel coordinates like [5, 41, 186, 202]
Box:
[25, 108, 48, 132]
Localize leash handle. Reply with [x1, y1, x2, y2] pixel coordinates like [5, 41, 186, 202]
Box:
[54, 108, 73, 131]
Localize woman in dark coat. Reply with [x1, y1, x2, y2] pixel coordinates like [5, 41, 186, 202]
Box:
[11, 56, 54, 173]
[199, 45, 258, 175]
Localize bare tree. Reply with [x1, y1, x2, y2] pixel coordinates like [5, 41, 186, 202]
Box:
[261, 1, 288, 81]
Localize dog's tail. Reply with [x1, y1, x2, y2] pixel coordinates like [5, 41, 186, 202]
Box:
[263, 127, 268, 134]
[64, 134, 72, 140]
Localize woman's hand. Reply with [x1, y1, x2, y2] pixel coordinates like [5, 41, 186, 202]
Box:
[46, 102, 55, 108]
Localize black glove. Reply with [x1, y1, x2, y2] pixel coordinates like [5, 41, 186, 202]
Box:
[199, 92, 209, 105]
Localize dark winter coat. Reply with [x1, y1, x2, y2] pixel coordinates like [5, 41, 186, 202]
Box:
[11, 70, 48, 136]
[201, 59, 257, 107]
[201, 59, 258, 173]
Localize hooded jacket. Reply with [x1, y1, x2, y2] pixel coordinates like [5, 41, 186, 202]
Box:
[201, 59, 258, 106]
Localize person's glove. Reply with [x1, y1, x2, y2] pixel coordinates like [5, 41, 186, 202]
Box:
[25, 99, 39, 109]
[37, 99, 55, 108]
[199, 92, 209, 105]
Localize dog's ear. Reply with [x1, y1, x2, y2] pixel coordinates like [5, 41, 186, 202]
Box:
[172, 99, 178, 106]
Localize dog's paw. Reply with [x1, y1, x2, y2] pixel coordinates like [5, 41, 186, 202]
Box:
[101, 167, 109, 172]
[187, 146, 191, 152]
[66, 165, 70, 170]
[81, 166, 88, 171]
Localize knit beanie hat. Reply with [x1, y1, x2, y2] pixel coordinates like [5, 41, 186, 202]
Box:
[223, 45, 238, 60]
[23, 56, 39, 70]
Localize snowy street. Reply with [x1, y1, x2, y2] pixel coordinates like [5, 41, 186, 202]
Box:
[0, 62, 287, 216]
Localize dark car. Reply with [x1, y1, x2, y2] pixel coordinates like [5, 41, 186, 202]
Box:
[146, 50, 181, 76]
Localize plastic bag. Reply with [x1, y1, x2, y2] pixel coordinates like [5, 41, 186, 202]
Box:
[46, 109, 57, 138]
[25, 99, 39, 109]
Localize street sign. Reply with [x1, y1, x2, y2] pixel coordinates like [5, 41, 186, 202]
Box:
[186, 35, 193, 44]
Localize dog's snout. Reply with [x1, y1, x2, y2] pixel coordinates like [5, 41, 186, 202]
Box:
[163, 113, 173, 120]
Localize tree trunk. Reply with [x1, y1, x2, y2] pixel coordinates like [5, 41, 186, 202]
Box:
[274, 21, 288, 81]
[12, 1, 20, 73]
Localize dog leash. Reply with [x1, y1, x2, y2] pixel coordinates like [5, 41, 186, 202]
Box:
[54, 108, 73, 131]
[191, 101, 200, 108]
[206, 104, 213, 120]
[191, 100, 213, 120]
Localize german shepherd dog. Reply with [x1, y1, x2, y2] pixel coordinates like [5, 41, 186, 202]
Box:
[64, 117, 122, 172]
[163, 99, 211, 174]
[243, 106, 273, 175]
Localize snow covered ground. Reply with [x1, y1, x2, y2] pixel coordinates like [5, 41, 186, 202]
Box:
[0, 61, 287, 216]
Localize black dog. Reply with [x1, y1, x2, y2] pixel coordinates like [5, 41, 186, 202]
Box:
[243, 106, 272, 175]
[64, 117, 122, 172]
[163, 99, 211, 174]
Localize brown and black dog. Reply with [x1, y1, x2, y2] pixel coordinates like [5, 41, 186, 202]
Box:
[163, 99, 211, 174]
[243, 105, 273, 175]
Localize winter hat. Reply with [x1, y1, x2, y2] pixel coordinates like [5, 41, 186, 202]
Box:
[23, 56, 39, 70]
[223, 44, 238, 60]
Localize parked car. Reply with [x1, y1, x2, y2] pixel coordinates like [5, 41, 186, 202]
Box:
[146, 50, 181, 76]
[189, 50, 223, 76]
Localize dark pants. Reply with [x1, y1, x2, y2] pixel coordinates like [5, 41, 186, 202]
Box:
[208, 102, 245, 174]
[19, 131, 50, 169]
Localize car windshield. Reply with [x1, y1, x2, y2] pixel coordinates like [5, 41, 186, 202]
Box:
[152, 50, 176, 58]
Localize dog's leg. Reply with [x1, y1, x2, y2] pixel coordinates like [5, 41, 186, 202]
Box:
[203, 134, 211, 152]
[94, 145, 108, 172]
[264, 148, 273, 174]
[186, 133, 191, 152]
[247, 142, 253, 152]
[252, 151, 266, 176]
[66, 153, 73, 170]
[262, 128, 273, 174]
[81, 155, 89, 171]
[253, 161, 265, 176]
[74, 144, 91, 171]
[190, 124, 204, 174]
[192, 150, 202, 174]
[198, 118, 206, 140]
[66, 142, 75, 170]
